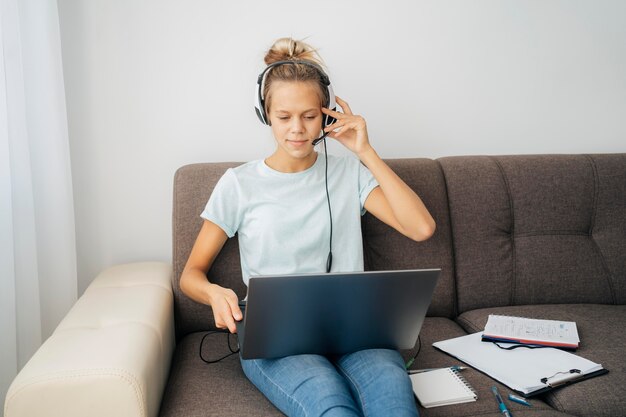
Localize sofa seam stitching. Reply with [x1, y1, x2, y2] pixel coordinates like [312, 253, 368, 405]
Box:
[53, 320, 166, 361]
[545, 390, 566, 413]
[585, 154, 599, 235]
[435, 158, 459, 318]
[583, 154, 617, 305]
[491, 157, 516, 306]
[456, 315, 482, 333]
[515, 230, 589, 237]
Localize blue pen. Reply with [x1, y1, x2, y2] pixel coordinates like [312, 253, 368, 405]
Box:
[508, 394, 532, 407]
[408, 366, 467, 374]
[491, 386, 512, 417]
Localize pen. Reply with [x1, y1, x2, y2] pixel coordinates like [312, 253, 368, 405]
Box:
[508, 394, 532, 407]
[491, 386, 512, 417]
[408, 366, 467, 374]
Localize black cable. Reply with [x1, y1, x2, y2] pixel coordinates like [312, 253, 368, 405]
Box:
[323, 138, 333, 273]
[492, 341, 553, 350]
[405, 335, 422, 369]
[199, 330, 240, 364]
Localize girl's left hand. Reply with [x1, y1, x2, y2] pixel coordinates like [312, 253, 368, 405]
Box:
[322, 96, 373, 157]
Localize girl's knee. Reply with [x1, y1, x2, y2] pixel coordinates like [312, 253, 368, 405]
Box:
[339, 348, 406, 371]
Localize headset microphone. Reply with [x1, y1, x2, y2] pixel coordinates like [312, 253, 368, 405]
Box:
[312, 131, 330, 147]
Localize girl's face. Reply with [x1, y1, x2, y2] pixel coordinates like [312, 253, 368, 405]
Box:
[267, 81, 324, 163]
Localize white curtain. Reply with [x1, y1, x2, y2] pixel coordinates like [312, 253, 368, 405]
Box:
[1, 0, 77, 414]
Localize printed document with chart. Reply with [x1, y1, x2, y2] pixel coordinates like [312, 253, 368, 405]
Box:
[481, 315, 580, 349]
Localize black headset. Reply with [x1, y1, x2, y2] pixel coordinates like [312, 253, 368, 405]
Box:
[254, 60, 336, 272]
[254, 60, 337, 145]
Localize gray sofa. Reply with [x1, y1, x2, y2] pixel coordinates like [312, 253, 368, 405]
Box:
[5, 154, 625, 417]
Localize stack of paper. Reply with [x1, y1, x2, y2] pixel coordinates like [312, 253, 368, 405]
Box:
[482, 315, 580, 349]
[433, 332, 606, 396]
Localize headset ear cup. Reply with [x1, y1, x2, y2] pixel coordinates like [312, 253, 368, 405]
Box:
[254, 79, 269, 125]
[325, 83, 337, 127]
[255, 105, 266, 125]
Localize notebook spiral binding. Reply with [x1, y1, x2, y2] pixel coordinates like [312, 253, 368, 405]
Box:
[451, 368, 477, 395]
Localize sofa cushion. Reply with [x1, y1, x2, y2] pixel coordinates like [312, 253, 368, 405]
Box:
[456, 304, 626, 417]
[438, 154, 625, 313]
[158, 331, 283, 417]
[362, 159, 457, 318]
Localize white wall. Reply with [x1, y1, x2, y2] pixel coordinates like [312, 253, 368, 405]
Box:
[57, 0, 626, 294]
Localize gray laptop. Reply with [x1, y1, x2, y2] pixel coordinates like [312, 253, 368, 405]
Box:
[236, 268, 441, 359]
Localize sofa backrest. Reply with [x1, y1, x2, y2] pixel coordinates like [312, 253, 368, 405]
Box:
[172, 158, 457, 340]
[438, 154, 626, 314]
[362, 159, 456, 318]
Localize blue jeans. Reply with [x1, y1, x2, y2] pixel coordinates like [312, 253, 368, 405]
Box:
[240, 349, 419, 417]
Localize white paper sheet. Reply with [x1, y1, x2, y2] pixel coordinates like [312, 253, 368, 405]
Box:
[433, 332, 603, 394]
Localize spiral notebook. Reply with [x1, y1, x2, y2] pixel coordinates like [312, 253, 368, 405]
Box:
[409, 368, 477, 408]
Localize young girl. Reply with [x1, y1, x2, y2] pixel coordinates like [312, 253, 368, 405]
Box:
[180, 37, 435, 417]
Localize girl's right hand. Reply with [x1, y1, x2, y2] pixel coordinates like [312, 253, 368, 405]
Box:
[206, 283, 242, 333]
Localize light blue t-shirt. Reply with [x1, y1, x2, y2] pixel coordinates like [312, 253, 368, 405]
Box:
[201, 153, 379, 286]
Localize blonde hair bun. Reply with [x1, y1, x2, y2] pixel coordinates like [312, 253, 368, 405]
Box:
[264, 37, 324, 67]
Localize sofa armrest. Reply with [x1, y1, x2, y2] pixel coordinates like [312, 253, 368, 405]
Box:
[4, 262, 175, 417]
